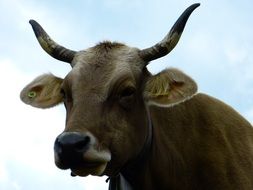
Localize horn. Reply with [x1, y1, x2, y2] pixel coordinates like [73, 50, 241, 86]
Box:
[29, 20, 77, 64]
[139, 3, 200, 62]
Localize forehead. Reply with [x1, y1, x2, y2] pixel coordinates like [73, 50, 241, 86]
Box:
[64, 42, 144, 92]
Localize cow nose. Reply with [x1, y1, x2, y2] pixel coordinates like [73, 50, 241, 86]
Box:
[54, 132, 91, 169]
[55, 132, 91, 153]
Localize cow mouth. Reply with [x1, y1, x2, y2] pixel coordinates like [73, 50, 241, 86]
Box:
[70, 161, 108, 177]
[55, 148, 111, 177]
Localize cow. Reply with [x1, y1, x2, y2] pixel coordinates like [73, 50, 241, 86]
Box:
[20, 3, 253, 190]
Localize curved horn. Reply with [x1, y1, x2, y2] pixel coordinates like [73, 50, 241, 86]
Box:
[29, 20, 77, 64]
[139, 3, 200, 62]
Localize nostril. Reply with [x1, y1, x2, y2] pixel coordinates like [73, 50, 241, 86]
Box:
[74, 136, 90, 152]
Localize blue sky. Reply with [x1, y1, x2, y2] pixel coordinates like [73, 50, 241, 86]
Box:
[0, 0, 253, 189]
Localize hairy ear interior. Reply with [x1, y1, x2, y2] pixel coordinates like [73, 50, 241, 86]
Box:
[144, 68, 197, 107]
[20, 73, 63, 108]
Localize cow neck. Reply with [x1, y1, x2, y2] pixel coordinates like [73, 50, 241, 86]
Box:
[108, 107, 153, 190]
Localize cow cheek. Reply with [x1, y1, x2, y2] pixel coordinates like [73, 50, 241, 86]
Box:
[108, 122, 140, 167]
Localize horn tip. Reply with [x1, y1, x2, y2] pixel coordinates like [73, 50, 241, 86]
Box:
[28, 19, 43, 38]
[188, 3, 201, 12]
[29, 19, 37, 26]
[193, 3, 201, 7]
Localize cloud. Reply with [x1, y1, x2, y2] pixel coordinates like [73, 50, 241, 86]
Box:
[0, 161, 9, 184]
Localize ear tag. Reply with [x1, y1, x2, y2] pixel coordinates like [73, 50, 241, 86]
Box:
[27, 91, 37, 98]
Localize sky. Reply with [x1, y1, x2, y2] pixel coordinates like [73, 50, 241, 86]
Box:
[0, 0, 253, 189]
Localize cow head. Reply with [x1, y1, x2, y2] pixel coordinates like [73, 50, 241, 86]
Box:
[20, 4, 199, 177]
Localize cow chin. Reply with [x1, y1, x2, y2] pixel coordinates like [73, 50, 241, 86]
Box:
[71, 149, 111, 177]
[71, 162, 108, 177]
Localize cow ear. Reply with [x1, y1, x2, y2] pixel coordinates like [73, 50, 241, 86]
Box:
[143, 68, 197, 107]
[20, 73, 64, 108]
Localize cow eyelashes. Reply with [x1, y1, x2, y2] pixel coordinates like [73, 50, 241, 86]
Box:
[120, 86, 136, 98]
[60, 88, 73, 111]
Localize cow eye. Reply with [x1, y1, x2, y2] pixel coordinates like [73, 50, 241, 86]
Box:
[119, 87, 136, 109]
[120, 87, 135, 98]
[60, 88, 73, 110]
[60, 88, 66, 99]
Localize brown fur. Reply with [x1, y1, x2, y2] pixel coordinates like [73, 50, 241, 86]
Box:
[21, 44, 253, 188]
[94, 41, 125, 51]
[133, 93, 253, 189]
[21, 41, 253, 189]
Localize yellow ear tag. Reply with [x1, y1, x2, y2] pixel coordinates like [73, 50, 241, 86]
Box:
[28, 91, 37, 98]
